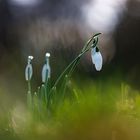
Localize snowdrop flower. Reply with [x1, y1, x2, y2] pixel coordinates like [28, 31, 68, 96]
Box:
[91, 46, 103, 71]
[25, 56, 34, 81]
[42, 53, 51, 83]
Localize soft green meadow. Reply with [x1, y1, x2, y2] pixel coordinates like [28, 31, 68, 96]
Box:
[1, 79, 140, 140]
[1, 34, 140, 140]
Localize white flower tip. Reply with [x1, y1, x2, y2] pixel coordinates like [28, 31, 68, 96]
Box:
[28, 56, 34, 60]
[95, 64, 102, 71]
[91, 49, 103, 71]
[46, 53, 50, 57]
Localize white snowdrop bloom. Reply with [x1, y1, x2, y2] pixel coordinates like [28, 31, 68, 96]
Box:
[42, 53, 51, 83]
[25, 56, 34, 81]
[91, 47, 103, 71]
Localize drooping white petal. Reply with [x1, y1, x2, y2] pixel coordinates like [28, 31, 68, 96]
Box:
[25, 64, 33, 81]
[91, 47, 96, 64]
[94, 52, 103, 71]
[91, 48, 103, 71]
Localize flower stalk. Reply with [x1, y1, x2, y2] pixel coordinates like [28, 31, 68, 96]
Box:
[52, 33, 101, 89]
[25, 56, 34, 109]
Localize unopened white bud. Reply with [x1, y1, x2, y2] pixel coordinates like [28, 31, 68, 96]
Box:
[25, 56, 33, 81]
[42, 53, 51, 83]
